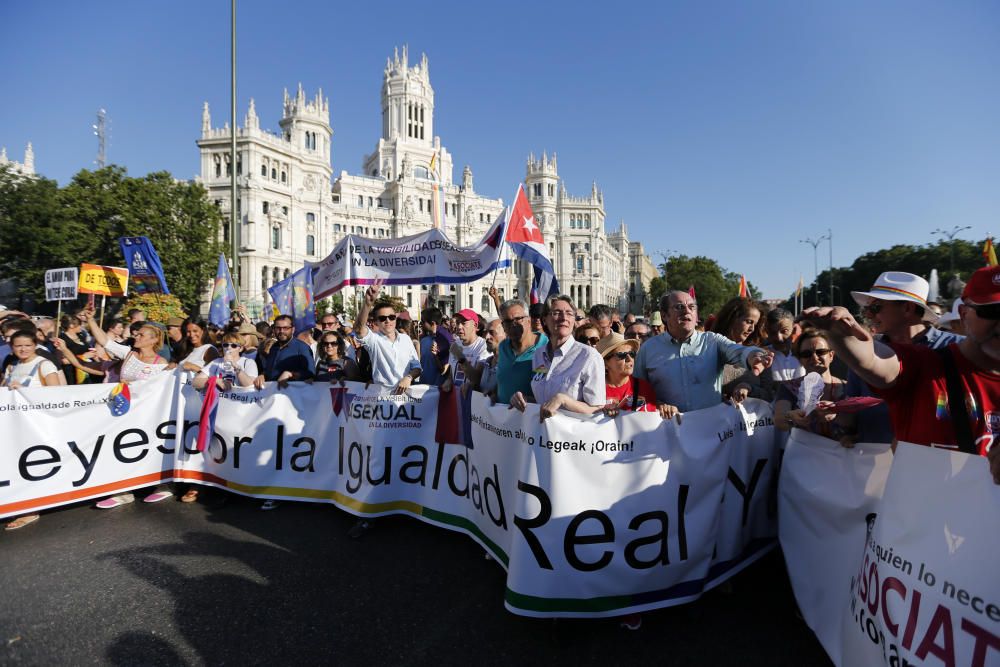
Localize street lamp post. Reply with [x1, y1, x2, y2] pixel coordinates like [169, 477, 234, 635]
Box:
[800, 234, 830, 305]
[931, 225, 972, 274]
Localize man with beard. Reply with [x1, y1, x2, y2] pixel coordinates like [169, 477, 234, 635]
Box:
[633, 291, 772, 420]
[801, 265, 1000, 484]
[495, 299, 547, 404]
[253, 314, 315, 389]
[844, 271, 962, 443]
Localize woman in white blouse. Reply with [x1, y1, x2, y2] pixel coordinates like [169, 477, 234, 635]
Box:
[178, 318, 219, 373]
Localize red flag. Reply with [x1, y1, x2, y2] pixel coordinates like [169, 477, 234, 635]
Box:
[688, 285, 696, 299]
[506, 185, 545, 244]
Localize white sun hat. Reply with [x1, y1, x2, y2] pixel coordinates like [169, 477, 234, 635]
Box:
[850, 271, 939, 323]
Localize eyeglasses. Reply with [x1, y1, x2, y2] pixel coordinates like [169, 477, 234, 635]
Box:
[502, 315, 528, 326]
[320, 321, 338, 328]
[221, 343, 242, 349]
[376, 314, 397, 322]
[968, 303, 1000, 320]
[625, 332, 650, 340]
[668, 303, 698, 313]
[273, 325, 293, 331]
[798, 348, 832, 359]
[612, 351, 637, 360]
[550, 310, 575, 319]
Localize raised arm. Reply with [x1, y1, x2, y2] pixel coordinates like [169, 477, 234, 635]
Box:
[799, 306, 900, 388]
[79, 308, 110, 348]
[353, 279, 384, 339]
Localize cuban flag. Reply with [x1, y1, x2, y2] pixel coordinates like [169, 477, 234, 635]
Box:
[506, 184, 558, 303]
[195, 376, 221, 453]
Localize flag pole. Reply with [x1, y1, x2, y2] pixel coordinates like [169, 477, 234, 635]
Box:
[99, 295, 106, 329]
[55, 300, 63, 338]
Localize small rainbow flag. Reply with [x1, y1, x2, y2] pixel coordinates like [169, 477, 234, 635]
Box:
[738, 274, 749, 298]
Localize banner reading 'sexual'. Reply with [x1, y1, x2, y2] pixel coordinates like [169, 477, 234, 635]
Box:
[0, 376, 777, 618]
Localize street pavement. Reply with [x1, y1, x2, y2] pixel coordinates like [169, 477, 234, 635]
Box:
[0, 492, 831, 666]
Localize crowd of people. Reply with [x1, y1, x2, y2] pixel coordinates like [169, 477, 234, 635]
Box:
[4, 268, 1000, 596]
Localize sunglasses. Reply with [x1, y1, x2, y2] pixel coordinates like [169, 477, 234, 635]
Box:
[798, 348, 832, 359]
[582, 336, 601, 345]
[861, 303, 884, 315]
[968, 303, 1000, 320]
[221, 343, 242, 349]
[502, 315, 528, 326]
[625, 332, 650, 340]
[322, 341, 340, 347]
[612, 351, 637, 360]
[376, 314, 397, 322]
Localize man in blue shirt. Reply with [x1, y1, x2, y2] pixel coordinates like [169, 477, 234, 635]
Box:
[634, 291, 772, 419]
[495, 299, 547, 404]
[254, 314, 315, 389]
[417, 306, 451, 386]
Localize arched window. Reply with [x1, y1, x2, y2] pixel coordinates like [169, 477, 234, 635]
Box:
[272, 267, 280, 284]
[284, 268, 290, 280]
[585, 215, 591, 229]
[214, 155, 222, 178]
[261, 164, 267, 177]
[271, 168, 277, 180]
[414, 166, 429, 179]
[281, 171, 287, 183]
[306, 212, 315, 224]
[306, 235, 315, 256]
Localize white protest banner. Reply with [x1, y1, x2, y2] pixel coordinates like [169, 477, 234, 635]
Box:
[0, 376, 780, 619]
[839, 443, 1000, 667]
[778, 429, 894, 665]
[707, 399, 779, 586]
[311, 212, 509, 299]
[0, 374, 180, 517]
[44, 267, 79, 302]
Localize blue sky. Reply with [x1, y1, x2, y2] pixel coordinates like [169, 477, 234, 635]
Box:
[3, 1, 999, 299]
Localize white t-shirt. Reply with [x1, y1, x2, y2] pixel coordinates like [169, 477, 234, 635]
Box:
[181, 344, 216, 370]
[768, 347, 805, 382]
[449, 336, 490, 386]
[198, 357, 258, 385]
[3, 356, 58, 387]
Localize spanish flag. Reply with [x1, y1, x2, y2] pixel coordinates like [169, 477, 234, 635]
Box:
[738, 274, 749, 298]
[983, 237, 998, 267]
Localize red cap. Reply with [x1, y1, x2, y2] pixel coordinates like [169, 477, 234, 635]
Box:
[962, 266, 1000, 305]
[396, 310, 411, 321]
[455, 308, 479, 325]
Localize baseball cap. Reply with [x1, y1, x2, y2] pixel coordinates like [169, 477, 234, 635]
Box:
[455, 309, 479, 325]
[962, 266, 1000, 305]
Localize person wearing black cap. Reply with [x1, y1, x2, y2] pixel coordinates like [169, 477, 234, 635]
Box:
[801, 265, 1000, 484]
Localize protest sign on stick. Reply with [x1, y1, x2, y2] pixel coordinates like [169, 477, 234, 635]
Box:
[45, 267, 79, 335]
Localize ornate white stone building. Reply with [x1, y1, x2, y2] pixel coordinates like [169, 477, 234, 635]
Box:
[197, 46, 652, 318]
[0, 143, 35, 176]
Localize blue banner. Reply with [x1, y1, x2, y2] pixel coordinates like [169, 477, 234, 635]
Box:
[118, 236, 170, 294]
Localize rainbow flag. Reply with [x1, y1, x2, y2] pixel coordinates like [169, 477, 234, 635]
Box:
[209, 254, 237, 328]
[738, 274, 749, 298]
[984, 238, 998, 267]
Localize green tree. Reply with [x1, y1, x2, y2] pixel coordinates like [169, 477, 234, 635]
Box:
[647, 276, 667, 313]
[0, 166, 94, 307]
[661, 255, 758, 317]
[60, 166, 223, 311]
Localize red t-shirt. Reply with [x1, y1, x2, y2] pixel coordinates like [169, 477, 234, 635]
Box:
[605, 377, 657, 412]
[874, 343, 1000, 456]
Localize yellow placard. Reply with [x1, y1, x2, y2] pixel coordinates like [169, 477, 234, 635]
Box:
[78, 263, 130, 297]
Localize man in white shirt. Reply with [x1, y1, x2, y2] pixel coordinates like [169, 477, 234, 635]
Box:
[441, 309, 490, 393]
[353, 279, 421, 393]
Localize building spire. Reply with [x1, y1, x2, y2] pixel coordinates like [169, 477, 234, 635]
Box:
[24, 142, 33, 172]
[245, 98, 258, 129]
[202, 102, 211, 134]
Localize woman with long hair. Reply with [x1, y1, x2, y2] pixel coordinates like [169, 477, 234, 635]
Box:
[775, 328, 855, 443]
[315, 331, 361, 383]
[713, 297, 774, 402]
[177, 318, 220, 373]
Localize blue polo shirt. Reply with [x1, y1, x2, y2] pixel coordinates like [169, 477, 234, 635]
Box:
[496, 332, 548, 404]
[260, 338, 315, 381]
